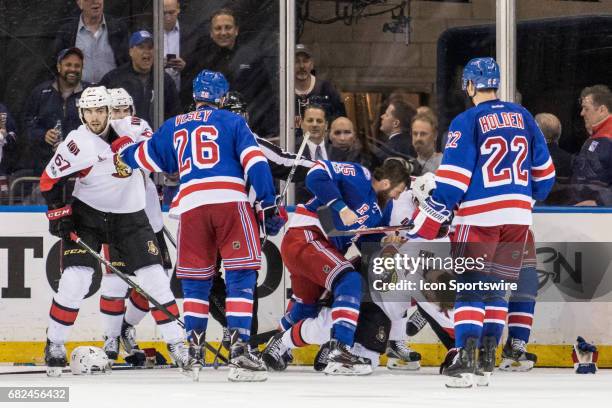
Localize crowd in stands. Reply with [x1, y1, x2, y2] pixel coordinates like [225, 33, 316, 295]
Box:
[0, 1, 610, 208]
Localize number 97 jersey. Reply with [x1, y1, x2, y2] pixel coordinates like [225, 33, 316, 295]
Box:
[120, 107, 276, 216]
[433, 99, 556, 226]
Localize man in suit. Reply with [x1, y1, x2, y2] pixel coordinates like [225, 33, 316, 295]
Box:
[380, 99, 417, 158]
[53, 0, 129, 84]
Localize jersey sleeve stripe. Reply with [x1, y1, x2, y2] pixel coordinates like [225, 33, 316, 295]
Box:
[241, 150, 267, 173]
[136, 142, 162, 173]
[532, 161, 556, 181]
[437, 164, 473, 178]
[39, 169, 58, 192]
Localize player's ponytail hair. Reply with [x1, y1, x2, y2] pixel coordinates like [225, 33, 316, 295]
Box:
[373, 157, 412, 189]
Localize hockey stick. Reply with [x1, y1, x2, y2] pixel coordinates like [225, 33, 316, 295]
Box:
[69, 233, 228, 364]
[278, 131, 311, 205]
[162, 225, 177, 248]
[316, 206, 414, 237]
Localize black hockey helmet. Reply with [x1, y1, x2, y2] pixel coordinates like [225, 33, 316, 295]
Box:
[222, 91, 248, 119]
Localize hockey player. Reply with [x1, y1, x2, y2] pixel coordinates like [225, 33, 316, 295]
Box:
[98, 88, 174, 364]
[263, 184, 452, 373]
[40, 86, 190, 377]
[117, 70, 286, 382]
[274, 155, 411, 375]
[408, 57, 555, 387]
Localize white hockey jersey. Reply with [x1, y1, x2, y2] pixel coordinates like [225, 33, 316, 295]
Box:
[40, 124, 146, 213]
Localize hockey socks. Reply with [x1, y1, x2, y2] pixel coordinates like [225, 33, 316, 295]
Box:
[124, 289, 149, 327]
[134, 265, 182, 343]
[482, 299, 508, 345]
[225, 269, 257, 342]
[47, 266, 94, 344]
[330, 271, 361, 347]
[507, 265, 538, 343]
[279, 297, 318, 331]
[507, 299, 535, 343]
[99, 273, 128, 338]
[182, 278, 212, 335]
[453, 301, 485, 348]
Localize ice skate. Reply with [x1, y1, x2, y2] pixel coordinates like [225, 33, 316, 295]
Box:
[499, 338, 537, 372]
[475, 336, 497, 386]
[167, 340, 198, 380]
[443, 337, 477, 388]
[262, 332, 292, 371]
[324, 339, 372, 376]
[45, 339, 67, 377]
[103, 335, 120, 363]
[386, 340, 421, 370]
[314, 341, 332, 372]
[228, 332, 267, 382]
[187, 330, 206, 381]
[120, 321, 145, 366]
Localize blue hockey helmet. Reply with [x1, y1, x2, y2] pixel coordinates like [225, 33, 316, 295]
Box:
[461, 57, 500, 91]
[192, 70, 229, 104]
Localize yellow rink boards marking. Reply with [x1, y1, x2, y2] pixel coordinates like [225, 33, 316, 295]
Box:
[1, 342, 609, 368]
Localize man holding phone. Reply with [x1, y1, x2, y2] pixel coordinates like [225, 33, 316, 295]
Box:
[163, 0, 186, 91]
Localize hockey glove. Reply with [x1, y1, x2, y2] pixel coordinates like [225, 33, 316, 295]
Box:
[258, 200, 288, 236]
[573, 336, 598, 374]
[110, 136, 134, 153]
[407, 195, 452, 240]
[46, 204, 75, 241]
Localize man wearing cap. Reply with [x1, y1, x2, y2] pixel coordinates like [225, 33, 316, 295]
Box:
[100, 31, 180, 125]
[295, 44, 346, 128]
[23, 48, 91, 175]
[53, 0, 128, 84]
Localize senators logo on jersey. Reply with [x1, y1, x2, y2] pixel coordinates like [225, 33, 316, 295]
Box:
[112, 154, 132, 178]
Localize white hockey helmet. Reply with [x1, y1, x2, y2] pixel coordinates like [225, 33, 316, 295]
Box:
[77, 86, 112, 132]
[411, 172, 437, 205]
[69, 346, 110, 375]
[109, 88, 135, 115]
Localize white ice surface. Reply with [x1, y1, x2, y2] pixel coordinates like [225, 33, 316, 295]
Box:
[0, 366, 609, 408]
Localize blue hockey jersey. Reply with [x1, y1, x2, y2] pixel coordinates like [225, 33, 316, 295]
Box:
[120, 106, 276, 215]
[433, 99, 555, 226]
[288, 160, 391, 252]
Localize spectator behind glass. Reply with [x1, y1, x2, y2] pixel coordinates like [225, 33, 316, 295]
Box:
[194, 8, 277, 137]
[379, 99, 417, 158]
[571, 85, 612, 206]
[23, 48, 90, 176]
[295, 104, 329, 204]
[54, 0, 128, 84]
[295, 44, 346, 129]
[164, 0, 200, 108]
[0, 104, 18, 200]
[535, 112, 574, 205]
[100, 31, 181, 125]
[329, 116, 387, 170]
[411, 113, 442, 174]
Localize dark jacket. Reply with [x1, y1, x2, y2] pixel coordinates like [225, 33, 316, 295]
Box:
[547, 142, 573, 181]
[386, 132, 416, 158]
[53, 14, 129, 68]
[195, 39, 277, 137]
[100, 63, 180, 125]
[295, 78, 346, 122]
[0, 104, 18, 176]
[570, 116, 612, 205]
[22, 80, 90, 175]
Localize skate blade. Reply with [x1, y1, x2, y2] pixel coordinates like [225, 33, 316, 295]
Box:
[227, 367, 268, 382]
[499, 358, 534, 372]
[323, 362, 372, 376]
[46, 367, 63, 377]
[386, 358, 421, 371]
[475, 372, 491, 387]
[445, 373, 474, 388]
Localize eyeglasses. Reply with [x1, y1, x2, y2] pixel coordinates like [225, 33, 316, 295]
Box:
[332, 130, 353, 135]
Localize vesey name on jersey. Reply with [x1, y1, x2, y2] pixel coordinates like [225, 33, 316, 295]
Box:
[479, 111, 525, 134]
[174, 109, 213, 126]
